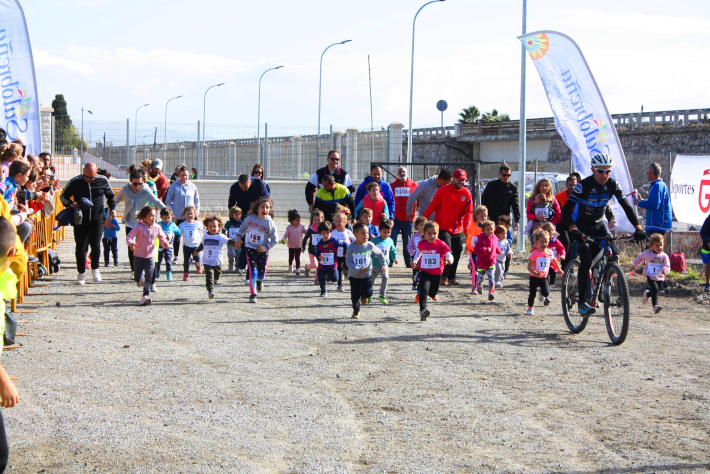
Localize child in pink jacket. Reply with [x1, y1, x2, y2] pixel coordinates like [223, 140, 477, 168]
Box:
[473, 220, 501, 300]
[632, 233, 670, 314]
[126, 205, 170, 306]
[281, 209, 307, 274]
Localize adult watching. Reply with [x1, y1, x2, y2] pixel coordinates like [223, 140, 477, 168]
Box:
[305, 151, 354, 209]
[406, 169, 453, 220]
[562, 153, 645, 316]
[390, 166, 418, 267]
[354, 165, 395, 220]
[149, 159, 169, 201]
[165, 165, 200, 262]
[60, 163, 116, 285]
[481, 164, 520, 231]
[423, 169, 473, 286]
[115, 165, 166, 272]
[251, 163, 271, 195]
[633, 162, 672, 235]
[314, 174, 355, 223]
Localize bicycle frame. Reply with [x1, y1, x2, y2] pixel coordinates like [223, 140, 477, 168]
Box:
[584, 235, 633, 306]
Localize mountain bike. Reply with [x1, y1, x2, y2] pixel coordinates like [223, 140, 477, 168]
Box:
[561, 234, 634, 345]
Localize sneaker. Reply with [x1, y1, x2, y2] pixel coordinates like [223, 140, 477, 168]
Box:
[77, 272, 86, 286]
[378, 296, 388, 304]
[319, 290, 327, 297]
[166, 272, 173, 281]
[92, 269, 102, 282]
[441, 278, 448, 286]
[256, 280, 263, 293]
[114, 262, 119, 267]
[471, 286, 478, 295]
[305, 269, 310, 278]
[295, 269, 301, 276]
[360, 297, 369, 305]
[289, 265, 294, 273]
[183, 273, 189, 282]
[415, 294, 420, 303]
[488, 290, 495, 301]
[351, 310, 360, 319]
[653, 305, 662, 314]
[642, 290, 649, 305]
[343, 269, 349, 278]
[496, 282, 503, 289]
[432, 296, 439, 301]
[526, 307, 534, 316]
[420, 309, 430, 321]
[543, 297, 550, 306]
[208, 290, 215, 299]
[448, 280, 459, 285]
[314, 279, 319, 286]
[150, 284, 157, 292]
[156, 270, 161, 279]
[172, 258, 178, 264]
[412, 284, 418, 291]
[578, 302, 596, 316]
[249, 294, 257, 303]
[140, 296, 152, 306]
[337, 285, 344, 292]
[214, 280, 220, 286]
[196, 265, 203, 275]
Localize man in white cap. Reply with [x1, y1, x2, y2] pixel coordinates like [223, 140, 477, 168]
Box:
[150, 159, 169, 201]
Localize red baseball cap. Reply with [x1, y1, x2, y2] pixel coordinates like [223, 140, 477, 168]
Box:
[453, 169, 467, 180]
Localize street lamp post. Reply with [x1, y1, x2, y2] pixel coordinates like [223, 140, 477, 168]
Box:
[80, 107, 92, 162]
[317, 40, 351, 163]
[200, 83, 224, 177]
[406, 0, 445, 164]
[165, 95, 183, 150]
[517, 0, 527, 251]
[258, 66, 283, 164]
[134, 103, 149, 163]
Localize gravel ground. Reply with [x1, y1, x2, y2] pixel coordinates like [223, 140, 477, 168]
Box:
[2, 219, 709, 473]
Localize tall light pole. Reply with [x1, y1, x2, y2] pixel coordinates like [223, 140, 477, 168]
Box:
[317, 40, 351, 163]
[258, 66, 283, 164]
[135, 103, 149, 162]
[200, 83, 224, 177]
[164, 95, 183, 150]
[80, 107, 92, 160]
[406, 0, 445, 164]
[517, 0, 527, 251]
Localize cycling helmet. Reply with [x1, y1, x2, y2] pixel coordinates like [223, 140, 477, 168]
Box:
[591, 153, 613, 167]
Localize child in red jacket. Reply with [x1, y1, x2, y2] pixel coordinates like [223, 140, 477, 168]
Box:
[473, 220, 501, 301]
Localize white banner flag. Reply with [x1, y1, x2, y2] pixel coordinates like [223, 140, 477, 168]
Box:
[519, 31, 636, 232]
[670, 155, 710, 226]
[0, 0, 40, 154]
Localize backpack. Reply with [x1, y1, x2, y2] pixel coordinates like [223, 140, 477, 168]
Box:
[669, 252, 687, 274]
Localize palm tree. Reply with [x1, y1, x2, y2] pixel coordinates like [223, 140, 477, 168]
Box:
[481, 109, 510, 122]
[458, 105, 481, 124]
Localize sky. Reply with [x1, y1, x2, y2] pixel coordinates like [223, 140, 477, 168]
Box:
[24, 0, 710, 134]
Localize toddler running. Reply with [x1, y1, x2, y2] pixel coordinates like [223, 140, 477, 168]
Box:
[331, 211, 356, 292]
[314, 221, 346, 297]
[281, 209, 306, 275]
[526, 229, 563, 315]
[408, 216, 428, 292]
[126, 205, 170, 306]
[198, 215, 238, 299]
[157, 207, 180, 280]
[466, 205, 488, 294]
[223, 206, 243, 273]
[493, 225, 512, 288]
[370, 219, 398, 304]
[412, 221, 453, 321]
[631, 233, 670, 314]
[102, 208, 120, 267]
[302, 209, 324, 282]
[542, 221, 566, 302]
[473, 220, 501, 301]
[346, 222, 387, 319]
[178, 206, 204, 281]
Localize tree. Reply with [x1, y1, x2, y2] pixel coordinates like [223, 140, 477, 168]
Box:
[481, 109, 510, 122]
[458, 105, 480, 124]
[51, 94, 74, 142]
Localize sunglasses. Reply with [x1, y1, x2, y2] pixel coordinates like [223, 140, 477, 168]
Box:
[329, 158, 340, 162]
[253, 171, 263, 174]
[501, 173, 511, 177]
[83, 175, 96, 180]
[594, 168, 612, 175]
[131, 182, 142, 187]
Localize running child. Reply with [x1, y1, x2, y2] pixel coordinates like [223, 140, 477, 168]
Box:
[497, 214, 514, 277]
[542, 221, 566, 298]
[223, 206, 243, 273]
[354, 182, 390, 227]
[408, 216, 428, 292]
[332, 210, 356, 291]
[102, 208, 120, 267]
[466, 205, 488, 294]
[197, 215, 238, 299]
[302, 209, 324, 282]
[281, 209, 306, 275]
[234, 197, 279, 303]
[126, 205, 170, 306]
[157, 208, 180, 280]
[357, 208, 379, 240]
[178, 206, 204, 281]
[314, 221, 346, 297]
[371, 219, 398, 304]
[412, 221, 453, 321]
[473, 220, 501, 301]
[526, 229, 563, 316]
[494, 225, 512, 288]
[631, 233, 670, 314]
[346, 222, 387, 319]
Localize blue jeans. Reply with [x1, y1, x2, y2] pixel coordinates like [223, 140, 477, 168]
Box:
[157, 246, 173, 272]
[392, 219, 414, 266]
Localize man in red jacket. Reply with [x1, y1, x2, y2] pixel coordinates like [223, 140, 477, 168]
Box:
[423, 169, 473, 285]
[390, 166, 418, 267]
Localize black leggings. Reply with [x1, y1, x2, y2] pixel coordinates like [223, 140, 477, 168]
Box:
[173, 219, 184, 259]
[647, 277, 661, 306]
[183, 245, 201, 273]
[528, 276, 550, 307]
[418, 271, 441, 311]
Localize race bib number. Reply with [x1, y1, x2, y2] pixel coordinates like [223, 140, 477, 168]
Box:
[248, 231, 265, 246]
[395, 187, 411, 197]
[337, 245, 344, 257]
[551, 250, 558, 260]
[536, 257, 550, 272]
[377, 245, 389, 260]
[206, 248, 215, 258]
[228, 227, 239, 239]
[188, 230, 194, 239]
[470, 236, 478, 247]
[321, 253, 334, 266]
[421, 253, 440, 269]
[536, 208, 550, 219]
[311, 234, 322, 246]
[165, 231, 174, 242]
[647, 263, 663, 276]
[352, 253, 370, 268]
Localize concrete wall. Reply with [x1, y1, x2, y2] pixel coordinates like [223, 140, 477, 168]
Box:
[480, 139, 551, 163]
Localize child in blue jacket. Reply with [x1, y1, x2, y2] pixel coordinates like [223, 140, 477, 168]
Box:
[157, 208, 181, 280]
[102, 208, 121, 267]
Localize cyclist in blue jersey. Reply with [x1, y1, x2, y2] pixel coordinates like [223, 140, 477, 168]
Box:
[561, 153, 646, 315]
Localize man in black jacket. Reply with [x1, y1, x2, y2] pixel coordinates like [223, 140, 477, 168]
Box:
[304, 151, 354, 210]
[60, 163, 116, 285]
[228, 174, 270, 214]
[481, 164, 520, 230]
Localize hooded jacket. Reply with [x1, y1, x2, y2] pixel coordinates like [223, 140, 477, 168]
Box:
[354, 177, 395, 219]
[115, 182, 165, 228]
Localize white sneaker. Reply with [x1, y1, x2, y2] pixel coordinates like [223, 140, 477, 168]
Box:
[77, 272, 86, 285]
[92, 269, 102, 282]
[653, 305, 662, 314]
[496, 282, 503, 289]
[150, 284, 157, 292]
[642, 290, 649, 305]
[526, 307, 534, 316]
[288, 265, 294, 273]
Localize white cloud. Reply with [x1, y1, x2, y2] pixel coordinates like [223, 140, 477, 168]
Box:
[34, 50, 94, 74]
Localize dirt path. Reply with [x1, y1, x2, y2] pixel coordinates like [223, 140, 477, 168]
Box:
[3, 222, 709, 473]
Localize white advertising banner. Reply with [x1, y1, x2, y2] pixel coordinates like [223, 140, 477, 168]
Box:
[0, 0, 40, 154]
[670, 155, 710, 226]
[519, 31, 636, 232]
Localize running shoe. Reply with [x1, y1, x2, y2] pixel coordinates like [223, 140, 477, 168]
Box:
[140, 296, 152, 306]
[77, 272, 85, 286]
[92, 269, 102, 282]
[420, 309, 430, 321]
[578, 302, 596, 316]
[351, 310, 360, 319]
[196, 265, 203, 275]
[653, 305, 662, 314]
[156, 270, 161, 279]
[295, 269, 301, 276]
[526, 307, 534, 316]
[319, 290, 327, 297]
[543, 297, 550, 306]
[441, 278, 448, 286]
[642, 290, 649, 305]
[337, 285, 344, 292]
[415, 294, 420, 303]
[488, 290, 495, 301]
[496, 282, 503, 289]
[378, 296, 388, 304]
[412, 284, 418, 291]
[432, 296, 439, 301]
[471, 286, 478, 295]
[288, 265, 293, 273]
[150, 284, 157, 292]
[183, 273, 189, 281]
[449, 280, 459, 285]
[166, 272, 173, 281]
[249, 294, 257, 303]
[208, 290, 215, 299]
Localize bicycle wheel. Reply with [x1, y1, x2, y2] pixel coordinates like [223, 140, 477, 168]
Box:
[604, 262, 630, 345]
[561, 259, 588, 333]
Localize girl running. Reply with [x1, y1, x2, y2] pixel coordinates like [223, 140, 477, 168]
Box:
[473, 220, 501, 301]
[526, 229, 563, 316]
[632, 233, 670, 314]
[126, 205, 170, 306]
[412, 221, 453, 321]
[302, 209, 324, 283]
[281, 209, 307, 275]
[331, 210, 356, 291]
[466, 205, 488, 295]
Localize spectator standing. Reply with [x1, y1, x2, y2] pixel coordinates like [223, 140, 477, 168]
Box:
[305, 151, 354, 209]
[60, 163, 116, 285]
[406, 169, 453, 220]
[251, 163, 271, 195]
[149, 159, 169, 201]
[165, 165, 200, 262]
[423, 169, 474, 285]
[354, 165, 395, 220]
[390, 166, 418, 267]
[313, 174, 355, 222]
[481, 164, 520, 231]
[633, 163, 673, 235]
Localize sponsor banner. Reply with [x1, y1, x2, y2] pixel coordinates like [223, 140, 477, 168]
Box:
[670, 155, 710, 226]
[519, 30, 635, 232]
[0, 0, 40, 154]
